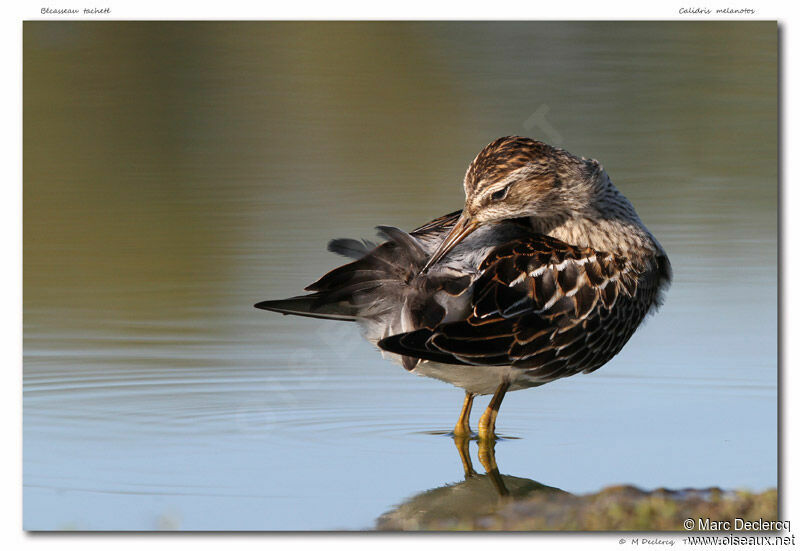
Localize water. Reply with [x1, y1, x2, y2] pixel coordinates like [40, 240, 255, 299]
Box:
[23, 21, 777, 530]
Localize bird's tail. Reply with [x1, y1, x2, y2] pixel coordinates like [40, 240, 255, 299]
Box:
[254, 226, 428, 323]
[254, 294, 359, 321]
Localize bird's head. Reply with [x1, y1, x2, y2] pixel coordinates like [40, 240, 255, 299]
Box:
[420, 136, 600, 273]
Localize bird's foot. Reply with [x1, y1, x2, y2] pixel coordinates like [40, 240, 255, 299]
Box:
[452, 422, 473, 439]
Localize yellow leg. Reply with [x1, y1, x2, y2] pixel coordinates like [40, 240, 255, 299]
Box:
[453, 391, 475, 437]
[453, 433, 477, 478]
[477, 436, 509, 496]
[478, 381, 510, 440]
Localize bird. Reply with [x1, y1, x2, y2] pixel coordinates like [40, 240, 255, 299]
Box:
[255, 136, 672, 440]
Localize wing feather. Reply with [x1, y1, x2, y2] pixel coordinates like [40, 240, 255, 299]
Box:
[378, 234, 664, 382]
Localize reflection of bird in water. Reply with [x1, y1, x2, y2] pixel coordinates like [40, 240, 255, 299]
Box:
[256, 136, 671, 439]
[376, 437, 566, 530]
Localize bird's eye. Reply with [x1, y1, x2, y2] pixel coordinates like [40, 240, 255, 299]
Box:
[491, 187, 509, 201]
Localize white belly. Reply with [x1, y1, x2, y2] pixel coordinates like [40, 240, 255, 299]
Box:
[408, 359, 542, 395]
[364, 315, 543, 395]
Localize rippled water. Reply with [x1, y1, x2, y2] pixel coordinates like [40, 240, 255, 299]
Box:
[23, 21, 777, 530]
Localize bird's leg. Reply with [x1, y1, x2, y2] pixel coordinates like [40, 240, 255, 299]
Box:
[478, 381, 510, 440]
[453, 391, 475, 437]
[477, 437, 509, 496]
[453, 433, 477, 478]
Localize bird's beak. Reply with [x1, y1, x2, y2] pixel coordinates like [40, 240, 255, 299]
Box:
[420, 213, 480, 274]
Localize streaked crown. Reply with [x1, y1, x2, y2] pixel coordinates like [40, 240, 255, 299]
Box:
[465, 136, 562, 193]
[460, 136, 592, 224]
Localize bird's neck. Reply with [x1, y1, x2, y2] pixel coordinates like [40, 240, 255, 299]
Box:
[544, 215, 659, 259]
[531, 170, 664, 259]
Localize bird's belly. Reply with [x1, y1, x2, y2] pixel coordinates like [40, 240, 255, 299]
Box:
[365, 320, 543, 395]
[411, 361, 542, 395]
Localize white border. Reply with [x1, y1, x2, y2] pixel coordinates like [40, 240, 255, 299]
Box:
[16, 0, 791, 20]
[4, 2, 794, 550]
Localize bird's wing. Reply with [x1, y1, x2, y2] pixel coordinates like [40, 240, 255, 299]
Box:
[378, 234, 659, 381]
[410, 210, 462, 234]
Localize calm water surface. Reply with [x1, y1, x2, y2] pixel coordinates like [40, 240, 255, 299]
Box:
[23, 22, 777, 530]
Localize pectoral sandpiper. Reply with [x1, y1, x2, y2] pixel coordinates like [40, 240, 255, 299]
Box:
[256, 136, 671, 440]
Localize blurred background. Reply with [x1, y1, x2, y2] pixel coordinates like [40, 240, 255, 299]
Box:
[23, 22, 777, 530]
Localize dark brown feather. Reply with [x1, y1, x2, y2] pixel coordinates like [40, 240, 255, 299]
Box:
[377, 233, 666, 384]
